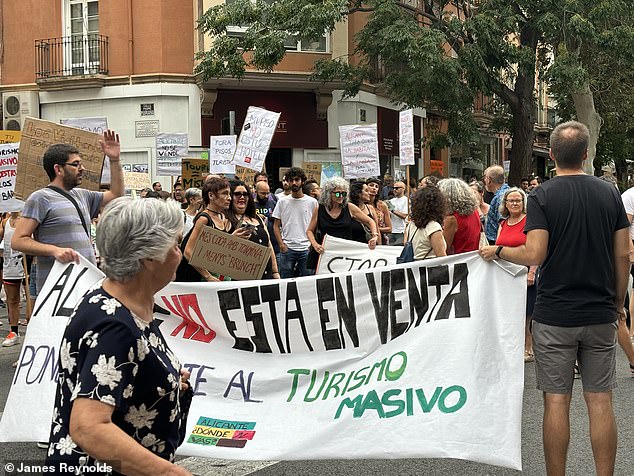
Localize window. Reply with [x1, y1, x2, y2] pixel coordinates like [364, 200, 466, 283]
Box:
[224, 0, 328, 53]
[64, 0, 100, 74]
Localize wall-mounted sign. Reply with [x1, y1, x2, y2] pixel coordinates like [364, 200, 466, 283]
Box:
[135, 120, 160, 138]
[140, 103, 155, 116]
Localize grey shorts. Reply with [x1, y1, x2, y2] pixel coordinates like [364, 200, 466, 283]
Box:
[532, 320, 618, 394]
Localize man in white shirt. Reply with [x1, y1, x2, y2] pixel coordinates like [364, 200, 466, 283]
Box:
[389, 181, 408, 245]
[621, 185, 634, 341]
[272, 167, 318, 278]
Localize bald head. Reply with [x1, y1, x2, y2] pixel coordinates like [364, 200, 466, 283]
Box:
[255, 181, 270, 200]
[393, 181, 405, 197]
[484, 166, 505, 192]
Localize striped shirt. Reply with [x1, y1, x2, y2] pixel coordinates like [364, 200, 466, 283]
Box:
[22, 187, 103, 293]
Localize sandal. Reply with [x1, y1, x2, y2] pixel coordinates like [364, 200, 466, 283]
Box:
[630, 363, 634, 378]
[524, 351, 535, 363]
[574, 363, 581, 379]
[18, 319, 28, 326]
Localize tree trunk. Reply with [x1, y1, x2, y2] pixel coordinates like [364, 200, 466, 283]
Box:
[508, 103, 535, 187]
[571, 82, 602, 175]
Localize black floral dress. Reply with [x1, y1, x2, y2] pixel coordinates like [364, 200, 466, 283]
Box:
[45, 286, 191, 475]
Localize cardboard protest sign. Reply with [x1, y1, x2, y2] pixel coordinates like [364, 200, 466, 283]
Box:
[210, 135, 237, 175]
[235, 166, 256, 190]
[399, 109, 415, 166]
[316, 235, 403, 274]
[233, 106, 280, 172]
[430, 159, 444, 175]
[188, 225, 271, 280]
[0, 131, 21, 144]
[339, 124, 380, 178]
[182, 158, 209, 190]
[302, 162, 322, 185]
[15, 117, 104, 200]
[156, 133, 188, 176]
[0, 253, 526, 471]
[60, 117, 110, 183]
[123, 171, 151, 191]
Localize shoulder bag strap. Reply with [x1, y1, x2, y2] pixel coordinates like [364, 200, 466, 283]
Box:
[46, 186, 90, 238]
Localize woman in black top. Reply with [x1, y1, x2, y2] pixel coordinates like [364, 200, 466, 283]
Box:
[226, 180, 280, 279]
[306, 177, 379, 270]
[349, 180, 380, 243]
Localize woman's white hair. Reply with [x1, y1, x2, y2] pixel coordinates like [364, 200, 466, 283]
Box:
[498, 187, 527, 218]
[97, 197, 184, 282]
[438, 178, 477, 216]
[319, 176, 349, 209]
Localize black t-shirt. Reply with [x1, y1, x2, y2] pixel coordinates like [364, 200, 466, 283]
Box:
[525, 175, 629, 326]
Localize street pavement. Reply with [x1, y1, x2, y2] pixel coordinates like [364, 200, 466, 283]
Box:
[0, 302, 633, 475]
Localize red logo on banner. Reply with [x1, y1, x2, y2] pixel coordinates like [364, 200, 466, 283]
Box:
[161, 294, 216, 343]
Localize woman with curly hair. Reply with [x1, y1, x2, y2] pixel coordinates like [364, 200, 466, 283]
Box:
[349, 180, 380, 244]
[306, 177, 379, 269]
[405, 186, 447, 260]
[366, 177, 392, 244]
[438, 178, 481, 254]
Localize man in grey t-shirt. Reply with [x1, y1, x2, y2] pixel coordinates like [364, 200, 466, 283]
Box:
[12, 130, 124, 294]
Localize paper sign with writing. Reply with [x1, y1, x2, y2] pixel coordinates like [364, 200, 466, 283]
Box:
[156, 133, 188, 176]
[302, 162, 322, 185]
[123, 171, 151, 191]
[15, 117, 104, 201]
[233, 107, 280, 172]
[60, 117, 110, 184]
[182, 158, 209, 189]
[188, 226, 271, 280]
[210, 135, 237, 175]
[0, 131, 21, 144]
[399, 110, 415, 166]
[339, 124, 380, 178]
[0, 142, 25, 212]
[316, 235, 403, 274]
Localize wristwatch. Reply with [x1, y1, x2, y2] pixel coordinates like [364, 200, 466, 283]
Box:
[495, 246, 503, 259]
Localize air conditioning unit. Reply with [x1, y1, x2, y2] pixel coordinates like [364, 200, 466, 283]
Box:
[2, 91, 40, 130]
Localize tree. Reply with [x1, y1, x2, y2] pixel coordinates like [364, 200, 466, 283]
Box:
[195, 1, 585, 184]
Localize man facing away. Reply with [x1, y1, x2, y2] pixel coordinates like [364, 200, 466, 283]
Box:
[254, 180, 279, 257]
[272, 167, 317, 278]
[12, 130, 124, 296]
[481, 121, 630, 476]
[483, 165, 509, 244]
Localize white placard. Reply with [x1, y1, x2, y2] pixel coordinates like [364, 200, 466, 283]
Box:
[60, 117, 111, 183]
[210, 135, 237, 175]
[233, 107, 280, 172]
[399, 109, 415, 166]
[0, 142, 22, 212]
[316, 235, 403, 274]
[156, 133, 188, 176]
[339, 124, 380, 178]
[0, 253, 525, 471]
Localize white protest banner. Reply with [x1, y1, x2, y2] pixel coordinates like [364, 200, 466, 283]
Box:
[210, 135, 237, 174]
[61, 117, 111, 183]
[0, 142, 19, 201]
[233, 107, 280, 172]
[0, 253, 525, 470]
[317, 235, 403, 274]
[156, 133, 188, 176]
[399, 109, 415, 166]
[339, 124, 380, 178]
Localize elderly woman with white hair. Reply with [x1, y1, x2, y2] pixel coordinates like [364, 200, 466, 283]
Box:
[438, 178, 481, 254]
[46, 197, 192, 476]
[306, 176, 379, 270]
[183, 187, 202, 236]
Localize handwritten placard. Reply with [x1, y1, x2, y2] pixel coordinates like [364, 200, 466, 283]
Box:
[60, 117, 110, 184]
[399, 110, 415, 166]
[0, 131, 21, 144]
[235, 166, 256, 190]
[15, 117, 104, 200]
[209, 135, 236, 174]
[302, 162, 322, 185]
[156, 133, 188, 176]
[0, 142, 25, 212]
[233, 107, 280, 172]
[188, 225, 271, 280]
[182, 158, 209, 189]
[123, 171, 151, 191]
[339, 124, 380, 178]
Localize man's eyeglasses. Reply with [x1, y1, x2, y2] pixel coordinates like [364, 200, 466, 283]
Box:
[332, 191, 348, 198]
[63, 161, 82, 168]
[233, 192, 250, 198]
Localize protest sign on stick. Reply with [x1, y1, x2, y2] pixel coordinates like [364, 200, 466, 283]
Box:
[399, 110, 415, 166]
[182, 158, 209, 189]
[15, 117, 104, 200]
[302, 162, 322, 185]
[210, 135, 237, 175]
[233, 107, 280, 172]
[0, 142, 24, 212]
[61, 117, 111, 183]
[188, 226, 271, 280]
[156, 133, 188, 176]
[339, 124, 380, 178]
[123, 171, 151, 191]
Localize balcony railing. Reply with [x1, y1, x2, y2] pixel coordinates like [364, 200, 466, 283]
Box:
[35, 34, 108, 79]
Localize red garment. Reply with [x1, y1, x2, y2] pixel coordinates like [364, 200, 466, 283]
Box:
[496, 215, 527, 247]
[452, 210, 481, 253]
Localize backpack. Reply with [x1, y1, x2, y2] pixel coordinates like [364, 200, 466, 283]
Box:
[396, 224, 418, 264]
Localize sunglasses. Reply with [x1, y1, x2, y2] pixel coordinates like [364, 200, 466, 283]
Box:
[332, 191, 348, 198]
[393, 186, 404, 190]
[233, 191, 250, 198]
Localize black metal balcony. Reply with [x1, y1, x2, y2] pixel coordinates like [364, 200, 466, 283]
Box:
[35, 34, 108, 79]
